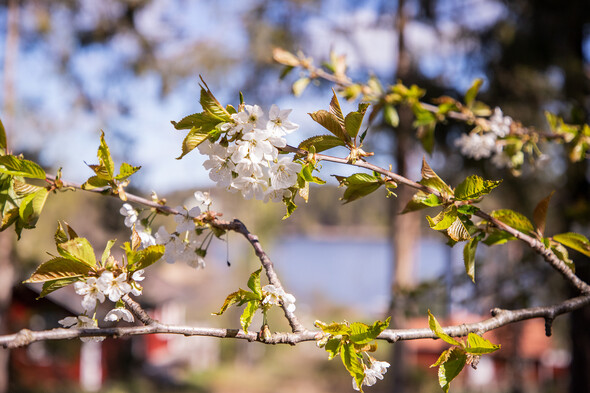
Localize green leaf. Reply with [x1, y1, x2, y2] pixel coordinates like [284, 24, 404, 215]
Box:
[483, 230, 516, 246]
[128, 244, 165, 271]
[213, 289, 259, 316]
[553, 232, 590, 257]
[427, 207, 458, 231]
[101, 239, 116, 265]
[0, 119, 6, 154]
[292, 77, 310, 97]
[383, 104, 399, 127]
[438, 347, 467, 393]
[420, 158, 454, 196]
[115, 162, 141, 181]
[309, 110, 350, 143]
[247, 268, 263, 299]
[428, 310, 461, 346]
[54, 221, 78, 244]
[402, 191, 441, 213]
[18, 186, 48, 228]
[491, 209, 534, 234]
[315, 321, 352, 336]
[97, 131, 115, 179]
[240, 300, 259, 333]
[466, 333, 501, 354]
[325, 338, 343, 360]
[171, 112, 223, 131]
[57, 238, 97, 267]
[344, 103, 369, 139]
[298, 134, 346, 153]
[349, 317, 390, 345]
[199, 85, 230, 121]
[447, 217, 471, 242]
[463, 237, 479, 283]
[24, 257, 94, 283]
[38, 277, 80, 298]
[454, 175, 501, 201]
[464, 78, 483, 108]
[176, 127, 211, 160]
[329, 91, 345, 129]
[551, 242, 575, 272]
[337, 173, 382, 203]
[81, 175, 111, 190]
[0, 155, 46, 179]
[340, 343, 365, 392]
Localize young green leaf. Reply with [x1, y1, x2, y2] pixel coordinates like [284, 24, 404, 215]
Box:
[464, 78, 483, 108]
[553, 232, 590, 257]
[176, 127, 211, 160]
[325, 338, 343, 360]
[315, 321, 352, 337]
[0, 155, 46, 179]
[56, 238, 97, 267]
[128, 244, 165, 271]
[340, 343, 365, 392]
[383, 104, 399, 127]
[427, 207, 458, 231]
[454, 175, 501, 201]
[309, 110, 350, 143]
[247, 268, 263, 299]
[402, 191, 441, 213]
[344, 103, 369, 139]
[298, 134, 346, 153]
[437, 347, 467, 393]
[428, 310, 461, 346]
[101, 239, 116, 265]
[240, 300, 259, 333]
[533, 191, 554, 236]
[38, 277, 80, 298]
[349, 317, 390, 345]
[336, 173, 382, 204]
[491, 209, 534, 234]
[18, 186, 48, 228]
[97, 131, 115, 179]
[115, 162, 141, 182]
[199, 84, 230, 121]
[213, 289, 259, 316]
[463, 236, 479, 282]
[24, 257, 94, 283]
[81, 176, 110, 190]
[0, 119, 6, 154]
[465, 333, 501, 354]
[329, 90, 345, 128]
[420, 158, 454, 196]
[447, 217, 471, 242]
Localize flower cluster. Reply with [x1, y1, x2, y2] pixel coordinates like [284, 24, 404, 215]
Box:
[119, 191, 212, 268]
[261, 284, 297, 313]
[455, 107, 518, 168]
[199, 104, 301, 201]
[352, 359, 391, 391]
[59, 269, 144, 341]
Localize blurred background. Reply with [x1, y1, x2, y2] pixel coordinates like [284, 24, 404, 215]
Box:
[0, 0, 589, 392]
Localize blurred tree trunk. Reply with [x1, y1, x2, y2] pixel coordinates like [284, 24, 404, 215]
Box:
[0, 232, 14, 393]
[384, 1, 421, 392]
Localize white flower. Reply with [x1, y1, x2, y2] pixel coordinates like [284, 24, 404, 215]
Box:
[104, 308, 134, 323]
[264, 188, 291, 203]
[232, 175, 268, 200]
[194, 191, 212, 211]
[130, 269, 145, 296]
[173, 205, 200, 233]
[262, 284, 296, 312]
[135, 223, 156, 248]
[269, 157, 300, 190]
[203, 144, 236, 187]
[58, 315, 104, 342]
[267, 104, 299, 136]
[234, 129, 277, 164]
[74, 277, 106, 313]
[98, 271, 132, 302]
[455, 133, 496, 160]
[489, 107, 512, 137]
[352, 359, 390, 391]
[186, 253, 206, 269]
[119, 203, 138, 228]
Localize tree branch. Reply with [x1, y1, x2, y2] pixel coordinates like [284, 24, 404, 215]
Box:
[2, 295, 588, 349]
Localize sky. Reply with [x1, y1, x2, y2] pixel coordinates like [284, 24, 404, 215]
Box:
[0, 0, 521, 193]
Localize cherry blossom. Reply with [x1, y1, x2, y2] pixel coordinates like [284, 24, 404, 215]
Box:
[104, 308, 134, 323]
[74, 277, 106, 313]
[98, 271, 132, 302]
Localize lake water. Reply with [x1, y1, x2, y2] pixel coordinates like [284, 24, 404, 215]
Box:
[270, 235, 457, 314]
